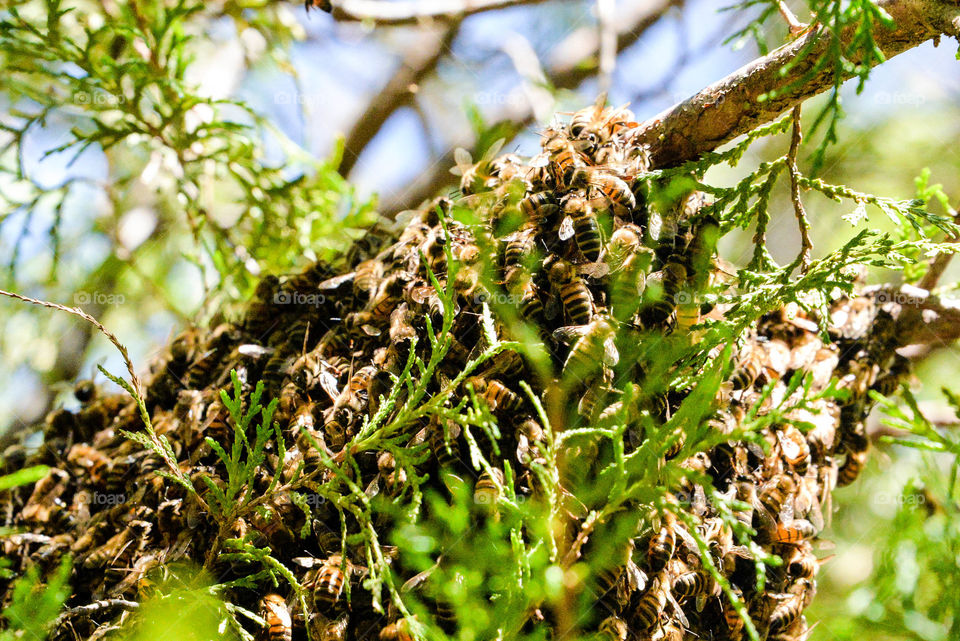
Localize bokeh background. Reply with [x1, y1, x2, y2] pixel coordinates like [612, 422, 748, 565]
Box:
[2, 0, 960, 637]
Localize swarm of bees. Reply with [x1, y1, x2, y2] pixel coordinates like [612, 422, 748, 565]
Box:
[0, 98, 908, 641]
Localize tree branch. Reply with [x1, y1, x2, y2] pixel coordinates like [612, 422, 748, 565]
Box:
[869, 285, 960, 348]
[378, 0, 679, 214]
[341, 21, 461, 177]
[331, 0, 554, 25]
[634, 0, 960, 168]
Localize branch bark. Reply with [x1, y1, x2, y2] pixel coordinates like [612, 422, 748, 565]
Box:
[634, 0, 960, 168]
[870, 285, 960, 348]
[341, 21, 461, 177]
[331, 0, 554, 25]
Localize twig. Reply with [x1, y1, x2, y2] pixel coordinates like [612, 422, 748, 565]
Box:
[0, 289, 143, 399]
[340, 20, 461, 176]
[596, 0, 616, 95]
[918, 205, 960, 291]
[787, 106, 812, 272]
[777, 0, 808, 37]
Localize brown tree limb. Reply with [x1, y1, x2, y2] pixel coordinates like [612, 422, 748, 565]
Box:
[869, 285, 960, 348]
[330, 0, 553, 25]
[633, 0, 960, 168]
[341, 20, 461, 176]
[378, 0, 680, 214]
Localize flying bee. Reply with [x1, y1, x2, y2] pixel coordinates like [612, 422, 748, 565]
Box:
[354, 258, 385, 300]
[587, 171, 636, 213]
[560, 193, 603, 262]
[547, 257, 593, 326]
[259, 594, 292, 641]
[837, 448, 867, 487]
[554, 316, 619, 383]
[647, 510, 677, 574]
[519, 191, 559, 225]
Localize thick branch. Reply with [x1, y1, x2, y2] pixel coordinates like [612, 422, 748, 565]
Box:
[869, 285, 960, 347]
[634, 0, 960, 168]
[331, 0, 553, 25]
[379, 0, 678, 213]
[341, 21, 460, 176]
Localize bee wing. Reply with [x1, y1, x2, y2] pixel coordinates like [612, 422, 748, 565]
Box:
[318, 272, 355, 290]
[360, 325, 382, 337]
[237, 344, 272, 358]
[482, 138, 506, 162]
[578, 262, 610, 279]
[552, 324, 591, 345]
[528, 153, 550, 169]
[451, 148, 473, 175]
[544, 292, 561, 321]
[663, 583, 690, 629]
[602, 336, 619, 366]
[400, 563, 439, 593]
[292, 556, 321, 568]
[318, 370, 340, 403]
[558, 215, 575, 241]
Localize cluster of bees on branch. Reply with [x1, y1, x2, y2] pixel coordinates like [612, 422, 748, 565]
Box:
[0, 98, 909, 641]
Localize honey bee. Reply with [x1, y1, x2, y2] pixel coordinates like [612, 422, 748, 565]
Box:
[468, 377, 524, 414]
[354, 259, 385, 300]
[74, 379, 98, 405]
[671, 568, 715, 601]
[730, 340, 766, 390]
[597, 615, 628, 641]
[519, 191, 559, 225]
[560, 193, 603, 262]
[785, 544, 819, 579]
[474, 467, 504, 510]
[453, 139, 506, 195]
[380, 616, 417, 641]
[515, 415, 545, 465]
[568, 99, 606, 152]
[305, 0, 333, 12]
[758, 474, 796, 522]
[586, 170, 636, 213]
[544, 135, 589, 189]
[21, 468, 70, 524]
[837, 448, 867, 487]
[66, 444, 123, 490]
[722, 587, 746, 638]
[769, 579, 812, 634]
[502, 224, 538, 271]
[631, 577, 667, 631]
[777, 425, 811, 475]
[547, 257, 593, 326]
[769, 519, 818, 544]
[83, 519, 151, 568]
[259, 594, 292, 641]
[554, 316, 619, 383]
[302, 554, 353, 610]
[647, 510, 676, 574]
[504, 268, 546, 329]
